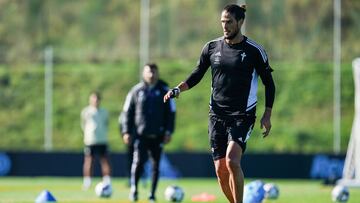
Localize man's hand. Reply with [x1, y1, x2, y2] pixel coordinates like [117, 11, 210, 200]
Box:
[163, 134, 171, 144]
[123, 133, 131, 145]
[163, 87, 180, 103]
[260, 107, 272, 137]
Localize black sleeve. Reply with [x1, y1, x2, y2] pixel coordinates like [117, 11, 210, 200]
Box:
[184, 43, 211, 88]
[120, 89, 136, 135]
[254, 49, 276, 108]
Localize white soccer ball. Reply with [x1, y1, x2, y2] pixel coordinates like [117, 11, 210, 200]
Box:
[164, 185, 184, 202]
[243, 180, 265, 203]
[95, 182, 112, 198]
[331, 185, 349, 202]
[263, 183, 279, 199]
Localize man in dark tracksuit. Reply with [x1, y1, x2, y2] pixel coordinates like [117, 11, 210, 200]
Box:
[164, 4, 275, 203]
[121, 63, 176, 202]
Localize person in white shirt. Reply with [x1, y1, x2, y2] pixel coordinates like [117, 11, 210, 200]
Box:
[81, 91, 111, 190]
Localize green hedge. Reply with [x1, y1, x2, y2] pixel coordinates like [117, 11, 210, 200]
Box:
[0, 60, 354, 153]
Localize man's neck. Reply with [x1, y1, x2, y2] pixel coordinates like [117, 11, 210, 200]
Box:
[145, 82, 156, 89]
[90, 105, 99, 109]
[225, 34, 244, 45]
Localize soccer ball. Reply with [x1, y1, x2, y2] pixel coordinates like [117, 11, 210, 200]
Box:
[263, 183, 279, 199]
[95, 182, 112, 198]
[243, 180, 265, 203]
[164, 185, 184, 202]
[331, 185, 349, 202]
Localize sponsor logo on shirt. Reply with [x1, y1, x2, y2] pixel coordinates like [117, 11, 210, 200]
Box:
[214, 52, 221, 65]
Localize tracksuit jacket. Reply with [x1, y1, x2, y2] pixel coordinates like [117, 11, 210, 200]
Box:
[120, 80, 176, 138]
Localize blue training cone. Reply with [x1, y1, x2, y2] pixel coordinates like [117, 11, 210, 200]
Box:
[35, 190, 56, 203]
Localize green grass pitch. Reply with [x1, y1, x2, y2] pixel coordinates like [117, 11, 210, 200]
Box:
[0, 177, 359, 203]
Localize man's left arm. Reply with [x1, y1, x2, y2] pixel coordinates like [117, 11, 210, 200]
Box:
[254, 47, 276, 137]
[258, 69, 275, 137]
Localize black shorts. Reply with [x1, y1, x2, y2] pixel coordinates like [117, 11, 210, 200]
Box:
[84, 144, 108, 156]
[208, 114, 255, 160]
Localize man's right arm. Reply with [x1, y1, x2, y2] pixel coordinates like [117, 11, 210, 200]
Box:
[120, 90, 135, 142]
[80, 108, 86, 133]
[164, 43, 211, 102]
[163, 82, 189, 102]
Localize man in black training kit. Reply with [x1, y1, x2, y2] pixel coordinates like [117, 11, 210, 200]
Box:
[121, 63, 176, 202]
[164, 4, 275, 203]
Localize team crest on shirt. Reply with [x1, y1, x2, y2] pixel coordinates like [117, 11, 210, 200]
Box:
[241, 52, 247, 62]
[138, 91, 145, 101]
[214, 52, 221, 65]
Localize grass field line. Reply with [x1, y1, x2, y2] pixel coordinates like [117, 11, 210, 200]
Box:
[1, 177, 360, 203]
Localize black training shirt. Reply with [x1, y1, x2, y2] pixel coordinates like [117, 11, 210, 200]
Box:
[185, 36, 275, 117]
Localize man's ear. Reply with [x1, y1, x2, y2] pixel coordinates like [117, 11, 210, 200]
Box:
[238, 19, 244, 27]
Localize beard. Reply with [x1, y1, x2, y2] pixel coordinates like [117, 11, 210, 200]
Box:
[224, 28, 240, 40]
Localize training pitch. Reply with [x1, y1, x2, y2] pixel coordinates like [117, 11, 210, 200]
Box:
[0, 177, 360, 203]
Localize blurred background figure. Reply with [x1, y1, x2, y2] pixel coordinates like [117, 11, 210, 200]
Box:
[81, 91, 111, 190]
[120, 63, 176, 202]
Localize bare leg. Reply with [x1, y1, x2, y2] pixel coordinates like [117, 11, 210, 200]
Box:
[100, 155, 111, 177]
[214, 158, 234, 203]
[100, 155, 111, 185]
[226, 141, 244, 203]
[83, 155, 93, 177]
[83, 155, 93, 189]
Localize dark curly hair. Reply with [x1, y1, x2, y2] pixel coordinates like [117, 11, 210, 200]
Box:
[222, 4, 246, 21]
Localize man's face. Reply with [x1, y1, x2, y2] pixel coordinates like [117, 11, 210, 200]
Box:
[89, 94, 100, 107]
[221, 11, 243, 40]
[142, 65, 159, 85]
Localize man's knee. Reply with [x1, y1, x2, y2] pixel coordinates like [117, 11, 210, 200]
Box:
[225, 157, 241, 172]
